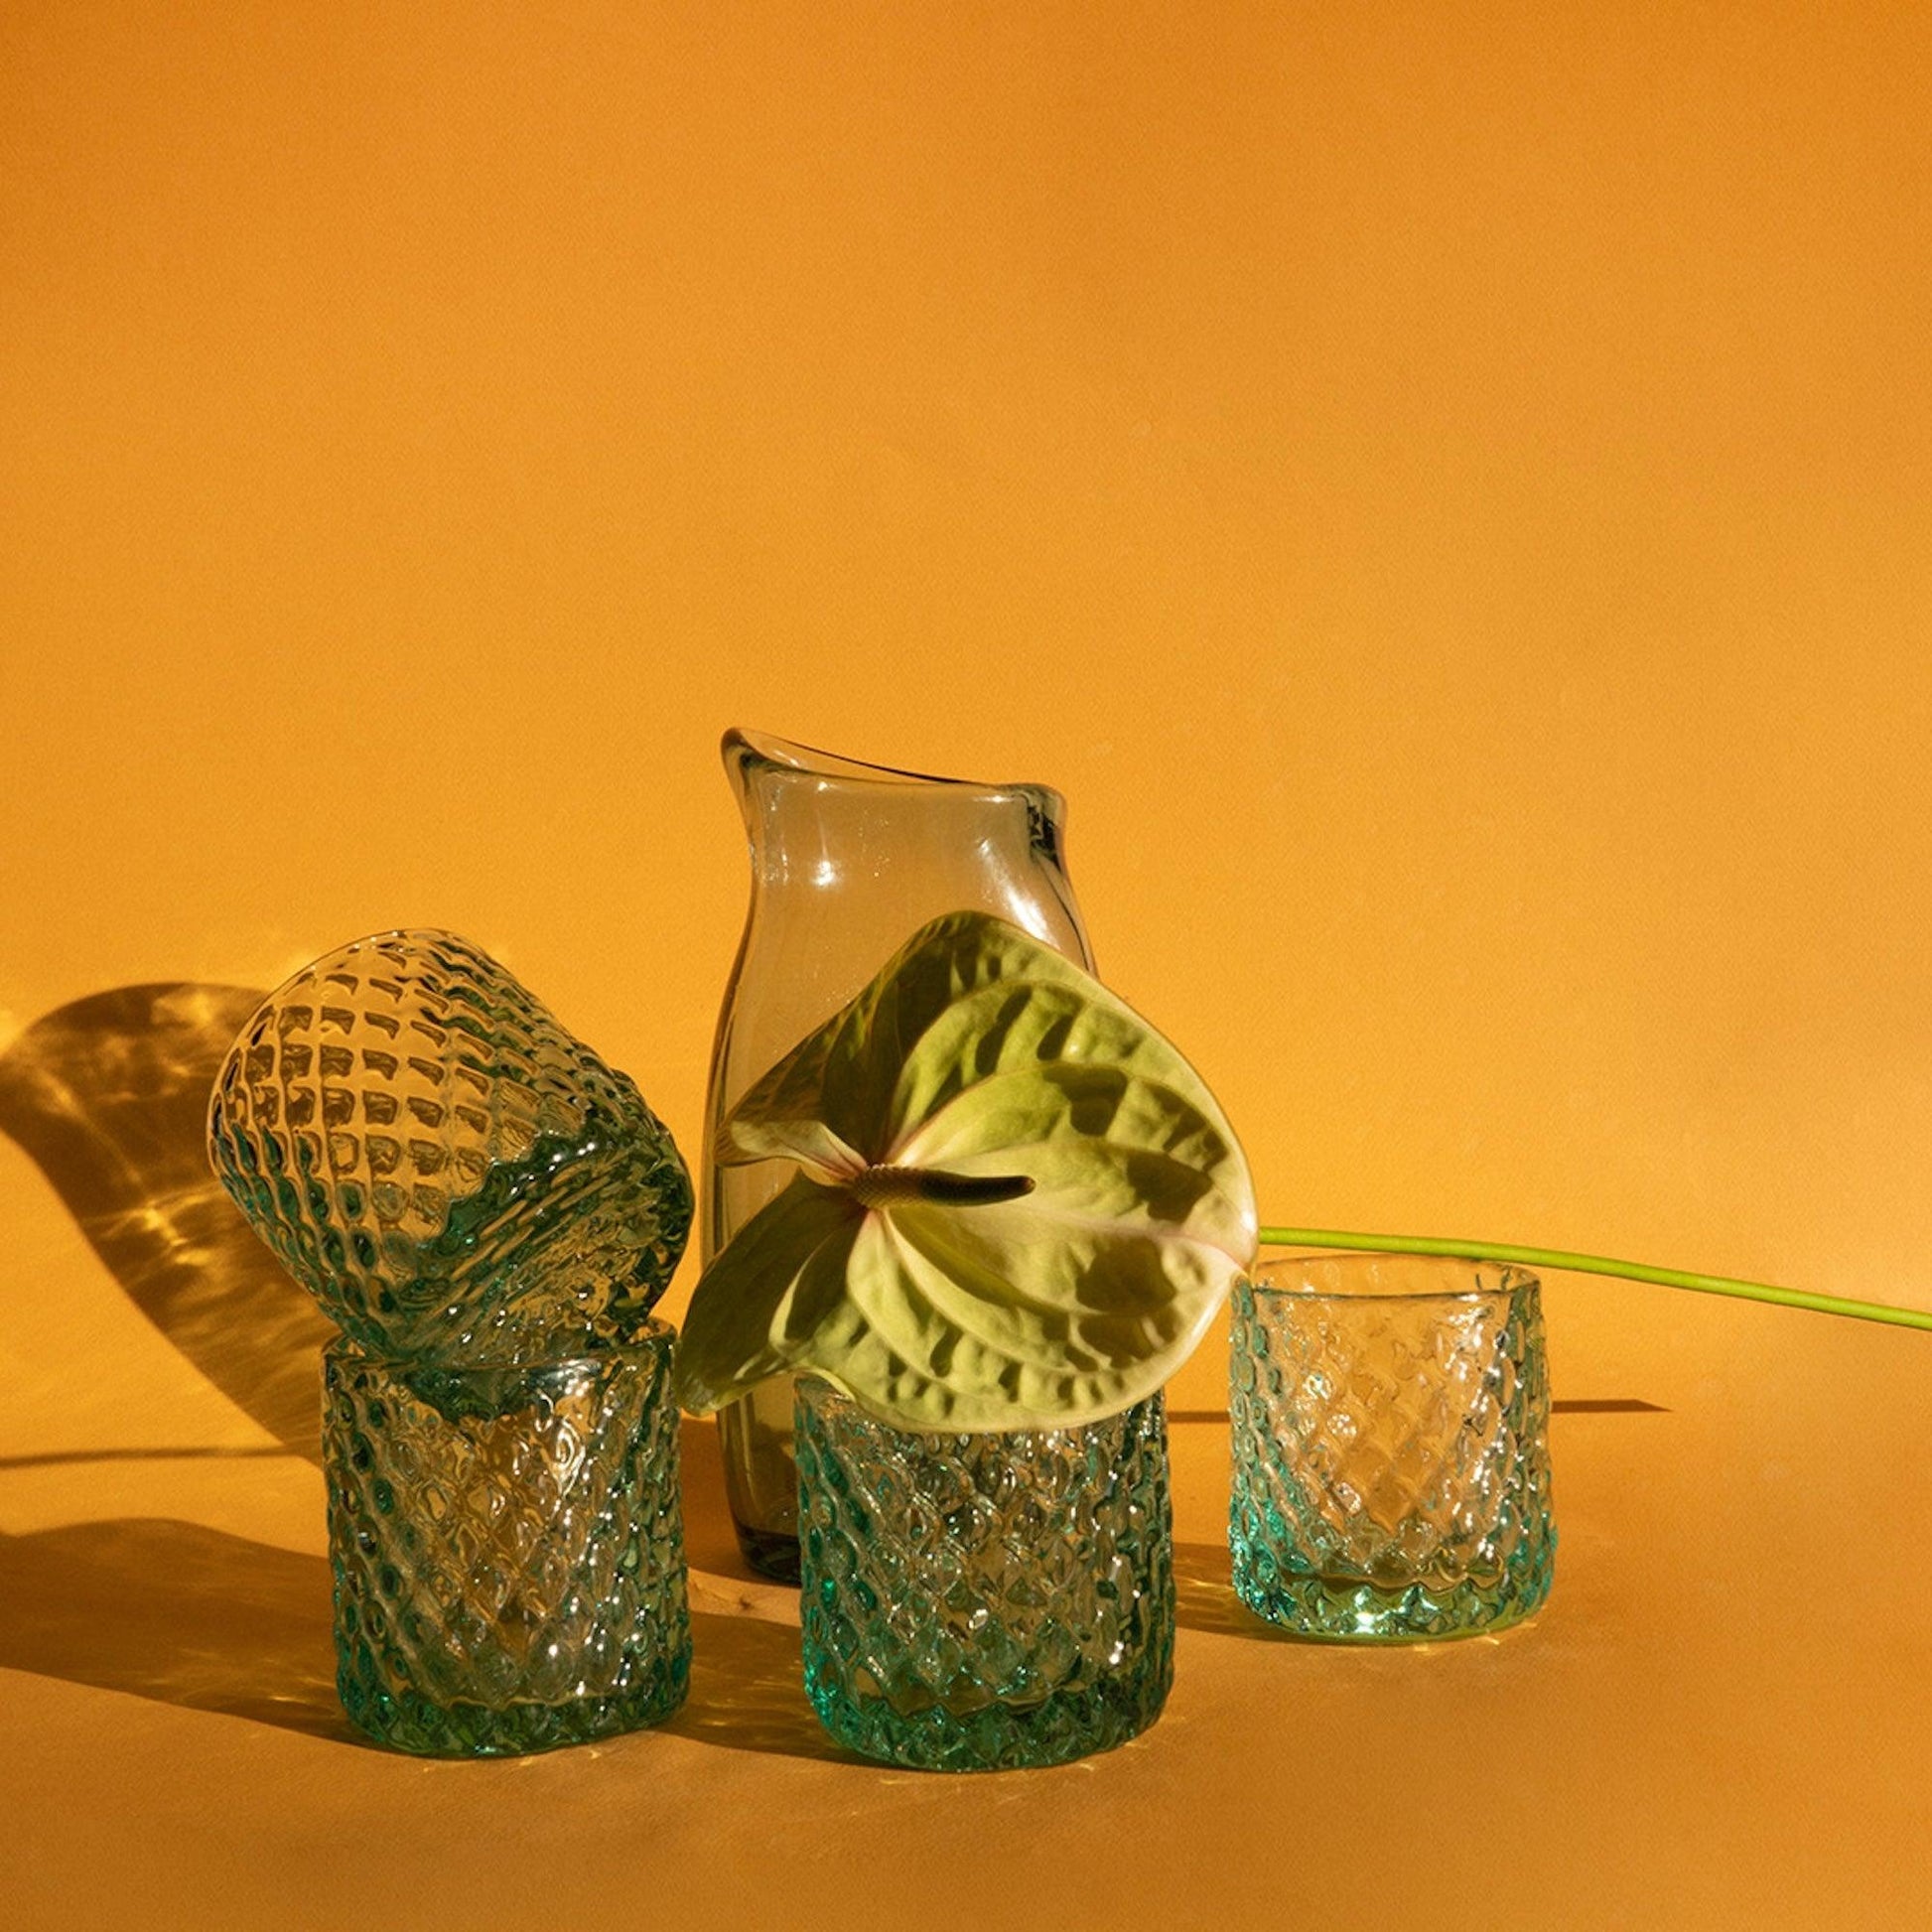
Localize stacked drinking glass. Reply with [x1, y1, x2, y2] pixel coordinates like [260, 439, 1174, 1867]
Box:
[207, 930, 694, 1754]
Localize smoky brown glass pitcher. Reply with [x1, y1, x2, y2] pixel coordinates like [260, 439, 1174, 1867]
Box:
[703, 729, 1094, 1580]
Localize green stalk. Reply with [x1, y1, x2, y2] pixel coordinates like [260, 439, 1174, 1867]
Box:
[1256, 1224, 1932, 1333]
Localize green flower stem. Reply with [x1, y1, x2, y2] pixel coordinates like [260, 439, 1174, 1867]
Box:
[1256, 1225, 1932, 1333]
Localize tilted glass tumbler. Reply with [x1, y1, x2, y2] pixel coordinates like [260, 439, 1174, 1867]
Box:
[795, 1379, 1174, 1772]
[1229, 1255, 1556, 1641]
[325, 1320, 691, 1754]
[208, 928, 692, 1369]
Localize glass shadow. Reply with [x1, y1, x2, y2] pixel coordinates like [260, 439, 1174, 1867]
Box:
[0, 983, 334, 1460]
[0, 1517, 351, 1742]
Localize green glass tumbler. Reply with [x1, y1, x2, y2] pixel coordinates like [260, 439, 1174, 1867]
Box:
[795, 1379, 1174, 1771]
[325, 1320, 691, 1754]
[208, 927, 691, 1370]
[1229, 1255, 1556, 1641]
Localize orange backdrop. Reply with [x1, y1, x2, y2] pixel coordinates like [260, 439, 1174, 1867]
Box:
[4, 0, 1929, 1453]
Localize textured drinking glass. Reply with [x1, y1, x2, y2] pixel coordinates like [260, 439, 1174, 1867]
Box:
[1229, 1255, 1556, 1641]
[795, 1379, 1173, 1771]
[706, 730, 1094, 1581]
[209, 929, 691, 1367]
[325, 1321, 691, 1754]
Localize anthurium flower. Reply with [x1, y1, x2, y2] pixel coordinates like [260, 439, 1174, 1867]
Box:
[676, 911, 1257, 1431]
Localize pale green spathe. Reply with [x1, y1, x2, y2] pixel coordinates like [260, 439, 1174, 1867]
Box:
[676, 911, 1257, 1431]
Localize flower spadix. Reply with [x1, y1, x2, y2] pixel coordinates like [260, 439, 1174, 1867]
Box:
[676, 911, 1257, 1431]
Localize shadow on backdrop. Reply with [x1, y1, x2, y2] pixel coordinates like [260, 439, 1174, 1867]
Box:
[0, 983, 333, 1460]
[1173, 1539, 1251, 1638]
[0, 1433, 839, 1760]
[0, 1514, 844, 1761]
[670, 1611, 847, 1763]
[0, 1518, 352, 1742]
[670, 1417, 847, 1761]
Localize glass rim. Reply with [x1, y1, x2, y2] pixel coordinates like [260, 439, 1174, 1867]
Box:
[725, 725, 1067, 813]
[322, 1313, 676, 1375]
[1246, 1252, 1539, 1306]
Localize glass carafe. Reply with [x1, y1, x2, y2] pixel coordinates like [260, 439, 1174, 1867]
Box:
[703, 729, 1094, 1581]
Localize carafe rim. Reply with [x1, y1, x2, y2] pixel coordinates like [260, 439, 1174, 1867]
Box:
[723, 726, 1067, 815]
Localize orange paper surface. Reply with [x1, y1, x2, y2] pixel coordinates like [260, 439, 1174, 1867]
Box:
[3, 5, 1929, 1924]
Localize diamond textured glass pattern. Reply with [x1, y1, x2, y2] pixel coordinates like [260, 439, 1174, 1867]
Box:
[325, 1322, 691, 1754]
[796, 1380, 1173, 1770]
[209, 929, 692, 1365]
[1229, 1258, 1556, 1640]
